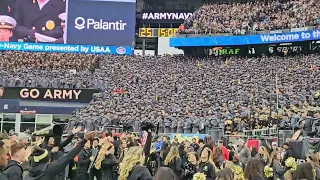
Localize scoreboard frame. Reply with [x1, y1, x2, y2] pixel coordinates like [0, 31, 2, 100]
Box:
[139, 28, 179, 37]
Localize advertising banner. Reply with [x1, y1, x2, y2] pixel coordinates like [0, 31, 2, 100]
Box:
[67, 0, 136, 46]
[0, 87, 100, 103]
[141, 10, 194, 23]
[169, 133, 207, 143]
[0, 0, 135, 54]
[170, 29, 320, 47]
[0, 42, 132, 54]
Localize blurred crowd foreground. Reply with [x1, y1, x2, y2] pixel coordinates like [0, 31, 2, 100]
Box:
[0, 124, 319, 180]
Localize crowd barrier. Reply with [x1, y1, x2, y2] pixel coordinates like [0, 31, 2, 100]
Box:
[208, 128, 294, 145]
[105, 126, 295, 148]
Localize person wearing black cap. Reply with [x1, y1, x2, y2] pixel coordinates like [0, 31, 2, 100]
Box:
[24, 131, 96, 180]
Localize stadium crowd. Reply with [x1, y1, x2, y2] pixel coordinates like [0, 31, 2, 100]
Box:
[2, 52, 320, 135]
[0, 52, 101, 89]
[180, 0, 320, 34]
[0, 127, 319, 180]
[67, 53, 320, 137]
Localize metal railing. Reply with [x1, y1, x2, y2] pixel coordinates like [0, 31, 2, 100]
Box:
[208, 127, 294, 143]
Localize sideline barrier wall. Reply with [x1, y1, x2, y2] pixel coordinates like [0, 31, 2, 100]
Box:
[170, 29, 320, 47]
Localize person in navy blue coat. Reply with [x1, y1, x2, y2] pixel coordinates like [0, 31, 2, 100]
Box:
[14, 0, 65, 42]
[0, 0, 9, 16]
[54, 12, 65, 44]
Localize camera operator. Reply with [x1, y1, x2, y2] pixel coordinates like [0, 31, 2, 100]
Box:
[297, 110, 311, 136]
[298, 110, 316, 137]
[24, 131, 96, 180]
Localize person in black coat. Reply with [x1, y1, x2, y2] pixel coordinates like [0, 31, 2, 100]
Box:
[0, 0, 9, 15]
[281, 142, 293, 166]
[154, 167, 177, 180]
[164, 145, 183, 179]
[119, 146, 152, 180]
[43, 127, 81, 162]
[54, 12, 65, 44]
[77, 140, 94, 180]
[179, 144, 187, 167]
[112, 135, 121, 158]
[101, 153, 118, 180]
[198, 147, 216, 180]
[119, 128, 153, 180]
[183, 152, 199, 180]
[244, 157, 264, 180]
[292, 163, 315, 180]
[3, 143, 25, 180]
[14, 0, 65, 42]
[42, 127, 81, 180]
[0, 141, 8, 180]
[24, 131, 96, 180]
[90, 138, 101, 180]
[94, 142, 119, 180]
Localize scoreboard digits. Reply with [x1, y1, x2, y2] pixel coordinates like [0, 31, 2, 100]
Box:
[139, 28, 178, 37]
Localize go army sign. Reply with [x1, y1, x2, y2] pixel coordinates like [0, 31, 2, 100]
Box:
[0, 87, 100, 103]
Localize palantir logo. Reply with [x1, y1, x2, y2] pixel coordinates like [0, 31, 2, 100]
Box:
[75, 17, 86, 30]
[74, 17, 127, 31]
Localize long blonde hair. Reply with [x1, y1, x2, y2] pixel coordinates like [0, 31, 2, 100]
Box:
[164, 145, 180, 166]
[94, 142, 113, 170]
[259, 146, 270, 163]
[119, 147, 145, 180]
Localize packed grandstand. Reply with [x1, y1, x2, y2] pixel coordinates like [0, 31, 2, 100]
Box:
[1, 52, 320, 136]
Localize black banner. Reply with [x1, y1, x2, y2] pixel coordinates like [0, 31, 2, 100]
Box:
[0, 87, 100, 103]
[141, 10, 194, 23]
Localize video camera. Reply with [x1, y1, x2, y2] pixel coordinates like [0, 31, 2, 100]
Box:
[32, 124, 63, 137]
[140, 122, 155, 131]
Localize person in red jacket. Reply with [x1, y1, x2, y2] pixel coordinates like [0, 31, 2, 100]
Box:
[216, 140, 229, 161]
